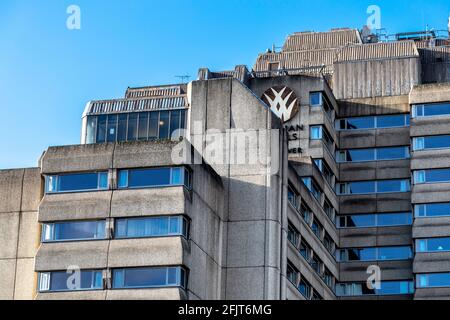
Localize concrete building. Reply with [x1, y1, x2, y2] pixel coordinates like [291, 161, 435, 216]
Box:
[2, 26, 450, 300]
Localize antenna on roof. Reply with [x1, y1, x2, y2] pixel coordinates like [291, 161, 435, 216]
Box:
[175, 75, 191, 84]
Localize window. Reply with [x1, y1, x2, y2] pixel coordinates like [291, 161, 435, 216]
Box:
[324, 269, 334, 289]
[310, 92, 333, 119]
[416, 237, 450, 253]
[417, 273, 450, 288]
[42, 220, 105, 242]
[415, 203, 450, 218]
[311, 218, 323, 240]
[45, 172, 108, 193]
[300, 204, 312, 224]
[299, 278, 312, 299]
[413, 135, 450, 151]
[323, 198, 335, 221]
[338, 246, 412, 262]
[311, 256, 323, 275]
[412, 102, 450, 118]
[112, 266, 187, 289]
[314, 159, 334, 187]
[324, 233, 335, 255]
[312, 291, 323, 300]
[337, 179, 410, 195]
[38, 270, 103, 292]
[337, 147, 409, 162]
[287, 222, 300, 247]
[336, 281, 414, 296]
[287, 184, 299, 210]
[336, 114, 409, 130]
[302, 177, 322, 201]
[287, 261, 299, 285]
[338, 212, 413, 228]
[310, 126, 334, 150]
[414, 169, 450, 184]
[115, 216, 189, 239]
[300, 240, 312, 262]
[85, 110, 187, 144]
[118, 167, 191, 189]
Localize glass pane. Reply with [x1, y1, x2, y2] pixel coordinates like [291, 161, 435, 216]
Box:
[169, 110, 181, 139]
[377, 180, 409, 193]
[127, 113, 138, 141]
[425, 238, 450, 252]
[53, 221, 105, 241]
[347, 149, 375, 162]
[348, 181, 375, 194]
[58, 173, 99, 192]
[346, 117, 375, 130]
[98, 172, 108, 189]
[128, 168, 172, 188]
[159, 111, 170, 139]
[171, 167, 183, 185]
[420, 203, 450, 217]
[117, 114, 128, 142]
[377, 147, 409, 160]
[423, 103, 450, 117]
[121, 268, 167, 288]
[138, 112, 149, 140]
[118, 170, 128, 188]
[377, 115, 406, 128]
[148, 112, 159, 140]
[86, 117, 97, 144]
[106, 115, 118, 142]
[96, 115, 107, 143]
[378, 247, 411, 260]
[346, 215, 376, 228]
[310, 92, 322, 106]
[378, 213, 412, 226]
[421, 273, 450, 288]
[424, 135, 450, 149]
[426, 169, 450, 183]
[310, 126, 322, 139]
[50, 270, 101, 291]
[169, 216, 182, 234]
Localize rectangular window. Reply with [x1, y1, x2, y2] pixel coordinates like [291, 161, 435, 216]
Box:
[137, 112, 149, 141]
[287, 222, 300, 247]
[117, 114, 128, 142]
[287, 261, 299, 286]
[300, 240, 311, 262]
[106, 114, 118, 142]
[412, 102, 450, 118]
[159, 111, 170, 139]
[324, 233, 335, 255]
[42, 220, 106, 242]
[311, 218, 323, 240]
[336, 281, 414, 296]
[310, 92, 322, 107]
[86, 116, 97, 144]
[314, 159, 334, 187]
[323, 198, 335, 221]
[96, 115, 107, 143]
[311, 256, 323, 275]
[336, 114, 409, 131]
[310, 126, 322, 140]
[415, 203, 450, 218]
[299, 278, 312, 299]
[337, 147, 409, 162]
[287, 184, 299, 210]
[117, 167, 191, 189]
[148, 112, 159, 140]
[115, 216, 189, 239]
[413, 135, 450, 151]
[112, 266, 187, 289]
[300, 204, 312, 224]
[414, 168, 450, 184]
[38, 270, 103, 292]
[45, 172, 108, 193]
[417, 273, 450, 288]
[338, 246, 412, 262]
[302, 177, 322, 201]
[337, 180, 410, 195]
[416, 238, 450, 253]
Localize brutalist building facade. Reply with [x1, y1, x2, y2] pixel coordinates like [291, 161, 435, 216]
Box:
[2, 27, 450, 300]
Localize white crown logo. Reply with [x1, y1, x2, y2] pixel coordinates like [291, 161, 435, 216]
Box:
[263, 87, 298, 122]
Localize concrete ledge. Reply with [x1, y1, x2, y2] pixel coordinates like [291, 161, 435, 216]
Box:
[414, 252, 450, 273]
[411, 116, 450, 137]
[412, 184, 450, 204]
[36, 290, 107, 300]
[107, 237, 184, 268]
[40, 144, 114, 174]
[39, 191, 112, 222]
[411, 149, 450, 170]
[35, 241, 109, 271]
[106, 288, 184, 300]
[413, 217, 450, 238]
[111, 187, 186, 217]
[410, 83, 450, 105]
[415, 288, 450, 300]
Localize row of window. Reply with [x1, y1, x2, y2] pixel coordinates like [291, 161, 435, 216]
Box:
[412, 102, 450, 118]
[336, 281, 414, 296]
[336, 146, 410, 163]
[288, 186, 336, 251]
[42, 216, 189, 242]
[417, 273, 450, 288]
[416, 237, 450, 253]
[416, 203, 450, 217]
[337, 246, 412, 262]
[337, 179, 410, 195]
[45, 167, 192, 194]
[38, 266, 187, 292]
[287, 262, 324, 300]
[86, 110, 187, 144]
[288, 223, 335, 289]
[413, 135, 450, 151]
[336, 114, 410, 131]
[337, 212, 413, 228]
[414, 168, 450, 184]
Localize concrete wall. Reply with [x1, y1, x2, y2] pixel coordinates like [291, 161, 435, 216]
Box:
[36, 141, 225, 300]
[0, 168, 42, 300]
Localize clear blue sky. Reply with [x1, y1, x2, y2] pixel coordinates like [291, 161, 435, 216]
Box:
[0, 0, 448, 169]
